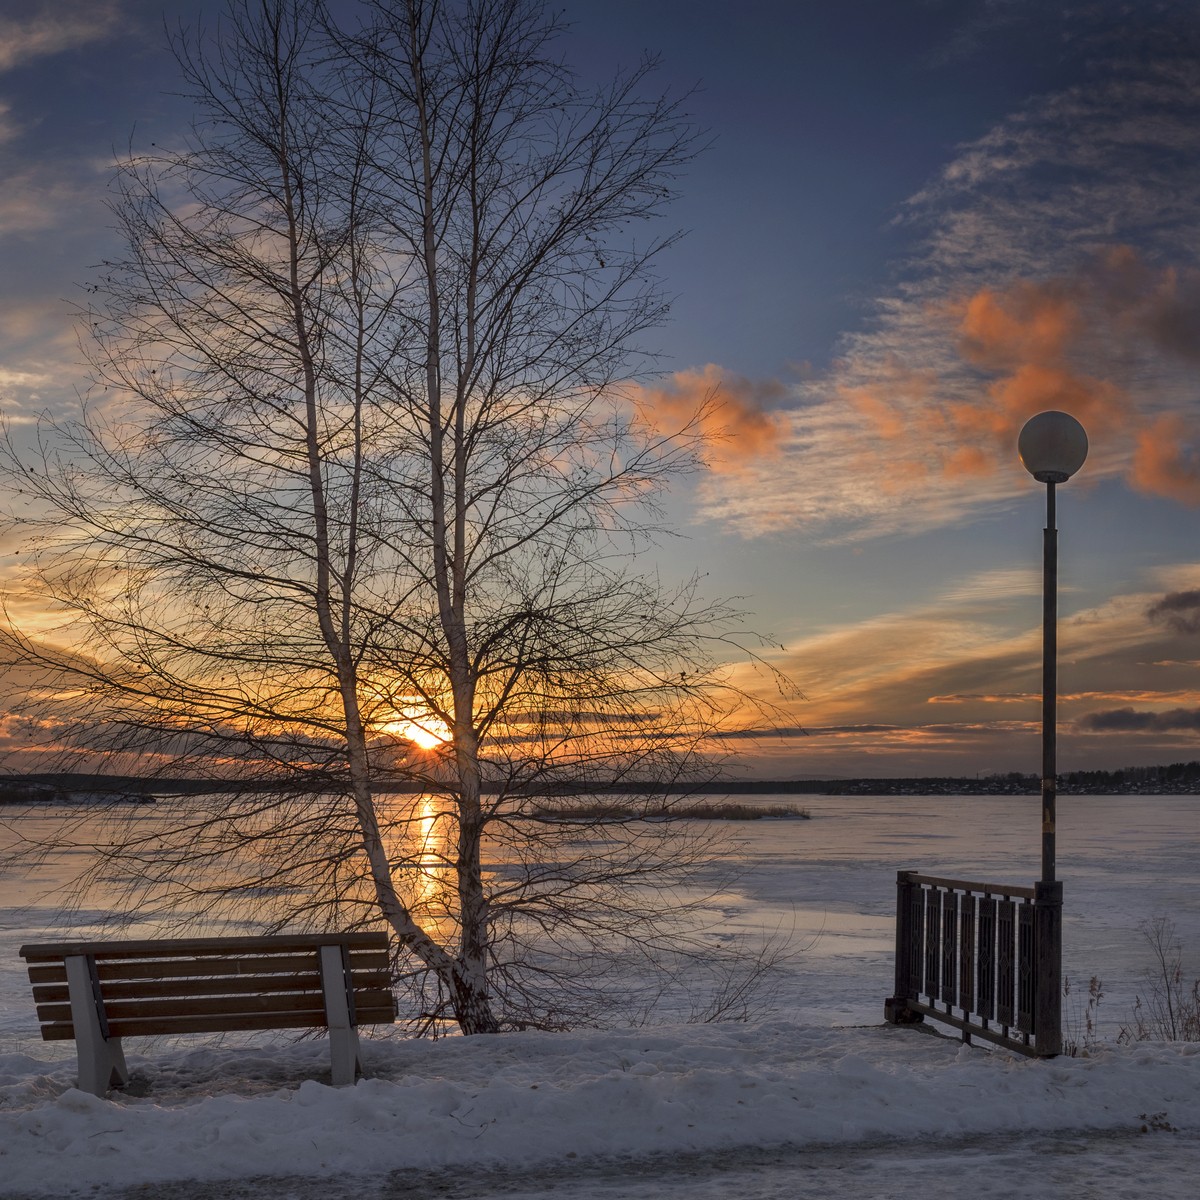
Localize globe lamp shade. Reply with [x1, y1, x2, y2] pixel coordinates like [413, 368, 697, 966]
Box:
[1018, 411, 1088, 484]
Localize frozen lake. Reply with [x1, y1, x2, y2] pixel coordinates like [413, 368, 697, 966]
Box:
[2, 793, 1198, 1050]
[687, 792, 1200, 1037]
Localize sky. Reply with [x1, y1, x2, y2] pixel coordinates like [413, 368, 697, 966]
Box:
[2, 0, 1200, 778]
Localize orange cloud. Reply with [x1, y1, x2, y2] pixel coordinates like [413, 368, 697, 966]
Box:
[1088, 245, 1200, 365]
[629, 364, 788, 473]
[838, 280, 1132, 487]
[947, 279, 1132, 461]
[959, 281, 1082, 371]
[942, 254, 1200, 503]
[1130, 415, 1200, 506]
[942, 445, 990, 477]
[932, 252, 1200, 496]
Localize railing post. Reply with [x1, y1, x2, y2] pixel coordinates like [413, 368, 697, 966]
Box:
[1034, 880, 1063, 1056]
[885, 870, 922, 1024]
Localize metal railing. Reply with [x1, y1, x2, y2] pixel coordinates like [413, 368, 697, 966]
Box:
[884, 870, 1062, 1057]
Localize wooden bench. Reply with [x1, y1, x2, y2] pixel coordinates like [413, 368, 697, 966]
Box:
[19, 932, 397, 1096]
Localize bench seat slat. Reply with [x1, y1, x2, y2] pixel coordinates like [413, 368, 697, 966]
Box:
[34, 969, 319, 998]
[34, 973, 323, 1003]
[19, 932, 389, 961]
[37, 987, 396, 1026]
[39, 1003, 399, 1041]
[26, 951, 389, 986]
[32, 964, 386, 1003]
[33, 969, 391, 1005]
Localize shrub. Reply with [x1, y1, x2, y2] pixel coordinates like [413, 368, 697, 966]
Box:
[1118, 916, 1200, 1043]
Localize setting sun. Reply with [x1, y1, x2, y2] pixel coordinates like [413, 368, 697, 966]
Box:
[384, 708, 452, 751]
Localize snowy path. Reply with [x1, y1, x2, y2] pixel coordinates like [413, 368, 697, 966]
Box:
[35, 1130, 1200, 1200]
[384, 1133, 1200, 1200]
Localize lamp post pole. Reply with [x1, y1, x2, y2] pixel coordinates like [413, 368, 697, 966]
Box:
[1019, 410, 1087, 1058]
[1042, 479, 1057, 886]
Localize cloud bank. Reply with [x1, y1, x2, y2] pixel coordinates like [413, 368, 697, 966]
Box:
[719, 561, 1200, 777]
[689, 50, 1200, 542]
[1147, 589, 1200, 635]
[1078, 707, 1200, 733]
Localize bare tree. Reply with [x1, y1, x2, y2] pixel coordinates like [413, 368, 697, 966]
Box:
[1, 0, 783, 1035]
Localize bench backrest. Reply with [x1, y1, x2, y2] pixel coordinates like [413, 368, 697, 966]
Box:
[19, 932, 396, 1040]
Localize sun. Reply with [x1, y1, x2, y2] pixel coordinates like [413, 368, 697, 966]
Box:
[384, 708, 452, 751]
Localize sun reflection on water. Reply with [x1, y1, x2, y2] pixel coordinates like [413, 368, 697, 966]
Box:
[384, 792, 459, 944]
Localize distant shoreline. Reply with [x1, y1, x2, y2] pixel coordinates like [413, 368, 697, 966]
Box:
[5, 765, 1200, 800]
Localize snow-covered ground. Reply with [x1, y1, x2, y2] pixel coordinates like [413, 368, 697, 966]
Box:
[1, 794, 1198, 1197]
[3, 1021, 1200, 1198]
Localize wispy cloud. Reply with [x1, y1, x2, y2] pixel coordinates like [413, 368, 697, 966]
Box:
[0, 3, 122, 74]
[922, 0, 1031, 68]
[1130, 415, 1200, 506]
[0, 100, 17, 145]
[0, 293, 92, 426]
[0, 166, 88, 235]
[0, 296, 76, 348]
[939, 567, 1041, 607]
[693, 50, 1200, 542]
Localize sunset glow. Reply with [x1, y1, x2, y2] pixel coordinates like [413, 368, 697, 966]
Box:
[2, 3, 1200, 778]
[385, 710, 452, 752]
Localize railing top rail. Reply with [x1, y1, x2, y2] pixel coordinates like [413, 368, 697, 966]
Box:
[902, 871, 1036, 900]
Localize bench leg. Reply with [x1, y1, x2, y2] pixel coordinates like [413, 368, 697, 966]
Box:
[319, 944, 363, 1086]
[64, 955, 129, 1097]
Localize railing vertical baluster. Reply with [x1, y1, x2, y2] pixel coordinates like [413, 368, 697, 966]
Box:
[959, 893, 975, 1015]
[941, 896, 957, 1008]
[1017, 900, 1036, 1035]
[978, 896, 996, 1023]
[997, 899, 1016, 1028]
[924, 888, 941, 999]
[908, 884, 924, 997]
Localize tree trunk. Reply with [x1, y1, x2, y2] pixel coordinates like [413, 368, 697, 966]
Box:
[409, 0, 498, 1033]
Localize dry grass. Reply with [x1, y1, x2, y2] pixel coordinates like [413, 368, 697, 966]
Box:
[1119, 916, 1200, 1043]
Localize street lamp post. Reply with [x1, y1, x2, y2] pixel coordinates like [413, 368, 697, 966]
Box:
[1018, 409, 1088, 1057]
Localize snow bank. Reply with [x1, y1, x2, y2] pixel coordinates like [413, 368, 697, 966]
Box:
[2, 1021, 1198, 1196]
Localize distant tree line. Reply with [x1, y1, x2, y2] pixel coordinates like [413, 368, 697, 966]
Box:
[789, 761, 1200, 796]
[1059, 760, 1200, 792]
[9, 761, 1200, 801]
